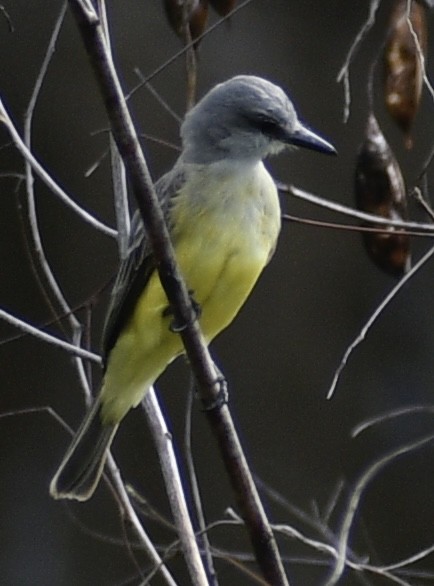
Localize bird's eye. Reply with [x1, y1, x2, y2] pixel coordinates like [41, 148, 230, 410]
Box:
[257, 118, 279, 135]
[248, 114, 281, 138]
[242, 112, 282, 138]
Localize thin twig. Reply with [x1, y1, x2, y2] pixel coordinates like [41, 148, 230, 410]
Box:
[281, 183, 434, 233]
[133, 68, 182, 124]
[86, 130, 181, 179]
[0, 98, 117, 238]
[352, 404, 434, 438]
[411, 186, 434, 221]
[380, 542, 434, 572]
[98, 0, 130, 259]
[182, 0, 198, 110]
[106, 451, 179, 586]
[142, 389, 209, 586]
[0, 4, 13, 32]
[336, 0, 381, 122]
[127, 485, 177, 532]
[0, 307, 100, 362]
[282, 212, 434, 238]
[327, 243, 434, 399]
[406, 0, 434, 104]
[0, 405, 72, 433]
[184, 380, 219, 585]
[324, 432, 434, 585]
[125, 0, 255, 102]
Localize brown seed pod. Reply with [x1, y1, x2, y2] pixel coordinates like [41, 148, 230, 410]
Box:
[163, 0, 209, 47]
[355, 114, 411, 276]
[384, 0, 428, 149]
[209, 0, 237, 16]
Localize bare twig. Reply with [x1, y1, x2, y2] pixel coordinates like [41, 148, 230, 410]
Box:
[224, 512, 420, 584]
[280, 183, 434, 233]
[126, 0, 255, 102]
[0, 4, 14, 32]
[184, 381, 219, 585]
[86, 129, 180, 180]
[0, 405, 72, 433]
[0, 99, 116, 238]
[98, 0, 130, 259]
[142, 388, 208, 586]
[0, 307, 100, 362]
[381, 542, 434, 572]
[67, 1, 289, 584]
[327, 243, 434, 399]
[336, 0, 381, 122]
[133, 68, 182, 124]
[182, 0, 198, 110]
[106, 451, 179, 586]
[282, 212, 434, 238]
[352, 404, 434, 438]
[411, 186, 434, 220]
[324, 432, 434, 585]
[406, 0, 434, 104]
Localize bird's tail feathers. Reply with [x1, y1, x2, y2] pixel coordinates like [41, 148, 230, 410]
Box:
[50, 399, 118, 502]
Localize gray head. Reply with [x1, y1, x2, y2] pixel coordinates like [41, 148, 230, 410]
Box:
[180, 75, 336, 164]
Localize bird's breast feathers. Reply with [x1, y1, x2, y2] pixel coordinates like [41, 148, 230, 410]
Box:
[169, 160, 281, 340]
[101, 161, 281, 422]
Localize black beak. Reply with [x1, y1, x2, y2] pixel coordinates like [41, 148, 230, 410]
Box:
[289, 122, 337, 155]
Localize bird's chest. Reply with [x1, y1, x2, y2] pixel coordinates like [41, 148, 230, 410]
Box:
[168, 163, 281, 336]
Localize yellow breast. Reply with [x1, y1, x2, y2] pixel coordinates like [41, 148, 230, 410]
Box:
[171, 160, 281, 340]
[100, 160, 280, 423]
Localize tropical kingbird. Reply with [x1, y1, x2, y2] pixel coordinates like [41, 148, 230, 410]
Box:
[50, 75, 336, 501]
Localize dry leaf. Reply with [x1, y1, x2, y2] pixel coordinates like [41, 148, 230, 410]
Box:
[355, 114, 411, 276]
[384, 0, 428, 148]
[163, 0, 209, 47]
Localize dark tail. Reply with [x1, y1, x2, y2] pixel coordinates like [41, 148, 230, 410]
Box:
[50, 400, 118, 501]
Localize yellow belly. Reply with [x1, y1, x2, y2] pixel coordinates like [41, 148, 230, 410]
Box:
[100, 161, 280, 424]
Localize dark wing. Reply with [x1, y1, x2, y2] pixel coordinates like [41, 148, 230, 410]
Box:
[101, 163, 186, 366]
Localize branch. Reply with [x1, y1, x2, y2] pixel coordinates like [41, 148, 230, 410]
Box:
[0, 307, 100, 363]
[67, 1, 289, 584]
[97, 0, 130, 259]
[106, 451, 179, 586]
[0, 98, 117, 239]
[406, 0, 434, 104]
[280, 183, 434, 234]
[125, 0, 255, 101]
[336, 0, 381, 122]
[142, 389, 208, 585]
[324, 432, 434, 585]
[184, 382, 218, 585]
[327, 243, 434, 399]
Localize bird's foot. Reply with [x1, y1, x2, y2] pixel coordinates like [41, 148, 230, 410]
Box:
[164, 291, 201, 333]
[201, 373, 228, 412]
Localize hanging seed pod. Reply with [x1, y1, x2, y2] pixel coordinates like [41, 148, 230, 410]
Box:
[209, 0, 237, 16]
[384, 0, 428, 149]
[354, 114, 411, 276]
[163, 0, 209, 47]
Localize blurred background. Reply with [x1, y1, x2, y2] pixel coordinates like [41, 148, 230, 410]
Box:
[1, 1, 434, 584]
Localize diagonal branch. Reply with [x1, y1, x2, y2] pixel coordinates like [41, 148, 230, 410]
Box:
[67, 1, 289, 584]
[0, 98, 116, 239]
[0, 307, 100, 363]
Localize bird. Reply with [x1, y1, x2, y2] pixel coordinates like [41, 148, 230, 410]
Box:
[50, 75, 336, 501]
